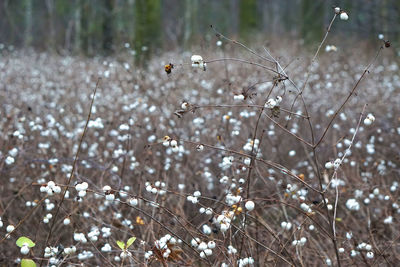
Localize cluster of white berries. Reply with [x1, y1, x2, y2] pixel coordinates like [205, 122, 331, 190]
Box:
[75, 182, 89, 198]
[215, 210, 235, 233]
[233, 94, 245, 100]
[145, 181, 166, 195]
[280, 221, 293, 230]
[364, 113, 375, 126]
[264, 96, 282, 109]
[198, 240, 215, 258]
[5, 148, 18, 165]
[300, 203, 313, 213]
[5, 155, 15, 165]
[120, 251, 132, 259]
[357, 242, 372, 251]
[191, 55, 206, 71]
[384, 215, 393, 224]
[144, 250, 153, 260]
[292, 237, 307, 246]
[43, 213, 53, 224]
[220, 156, 234, 170]
[64, 245, 77, 255]
[243, 138, 259, 152]
[162, 136, 182, 153]
[355, 242, 374, 258]
[202, 224, 212, 235]
[87, 227, 100, 242]
[74, 232, 88, 243]
[335, 7, 349, 20]
[101, 227, 112, 238]
[0, 217, 3, 228]
[237, 257, 255, 266]
[44, 245, 75, 258]
[227, 245, 237, 254]
[191, 238, 216, 257]
[78, 250, 94, 260]
[88, 117, 104, 129]
[25, 200, 38, 207]
[40, 181, 62, 196]
[199, 207, 213, 215]
[187, 191, 201, 204]
[45, 199, 56, 211]
[44, 246, 58, 258]
[325, 158, 342, 170]
[101, 243, 112, 252]
[154, 234, 179, 259]
[346, 198, 360, 211]
[225, 193, 242, 206]
[325, 45, 338, 52]
[102, 185, 115, 201]
[219, 175, 243, 186]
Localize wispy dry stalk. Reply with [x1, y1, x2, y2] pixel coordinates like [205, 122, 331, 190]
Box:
[331, 104, 366, 241]
[42, 78, 101, 263]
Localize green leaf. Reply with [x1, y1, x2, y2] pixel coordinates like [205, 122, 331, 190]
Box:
[21, 259, 36, 267]
[116, 240, 125, 250]
[126, 237, 136, 248]
[16, 237, 35, 248]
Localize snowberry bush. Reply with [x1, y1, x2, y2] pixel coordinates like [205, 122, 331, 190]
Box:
[0, 6, 399, 267]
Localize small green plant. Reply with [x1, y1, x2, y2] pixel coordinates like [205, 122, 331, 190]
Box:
[21, 259, 36, 267]
[116, 236, 136, 251]
[16, 237, 36, 267]
[116, 236, 136, 259]
[16, 236, 36, 248]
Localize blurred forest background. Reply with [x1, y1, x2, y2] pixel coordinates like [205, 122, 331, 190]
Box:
[0, 0, 399, 57]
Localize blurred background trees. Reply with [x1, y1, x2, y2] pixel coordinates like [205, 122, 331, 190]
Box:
[0, 0, 398, 56]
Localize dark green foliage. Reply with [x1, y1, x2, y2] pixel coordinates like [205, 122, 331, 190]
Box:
[239, 0, 260, 40]
[300, 0, 324, 45]
[134, 0, 161, 59]
[0, 0, 397, 54]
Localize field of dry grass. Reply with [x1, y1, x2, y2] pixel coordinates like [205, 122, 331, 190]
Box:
[0, 27, 399, 266]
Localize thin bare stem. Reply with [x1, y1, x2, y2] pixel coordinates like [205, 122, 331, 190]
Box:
[206, 58, 285, 76]
[210, 25, 275, 64]
[193, 104, 309, 118]
[312, 14, 337, 62]
[42, 78, 101, 259]
[288, 13, 337, 120]
[315, 46, 383, 148]
[331, 104, 366, 241]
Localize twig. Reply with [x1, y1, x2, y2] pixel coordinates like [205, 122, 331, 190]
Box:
[314, 46, 383, 148]
[331, 104, 366, 243]
[42, 78, 101, 263]
[210, 25, 275, 64]
[206, 58, 285, 76]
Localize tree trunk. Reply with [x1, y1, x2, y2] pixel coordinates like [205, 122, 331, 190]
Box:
[74, 0, 81, 53]
[24, 0, 32, 46]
